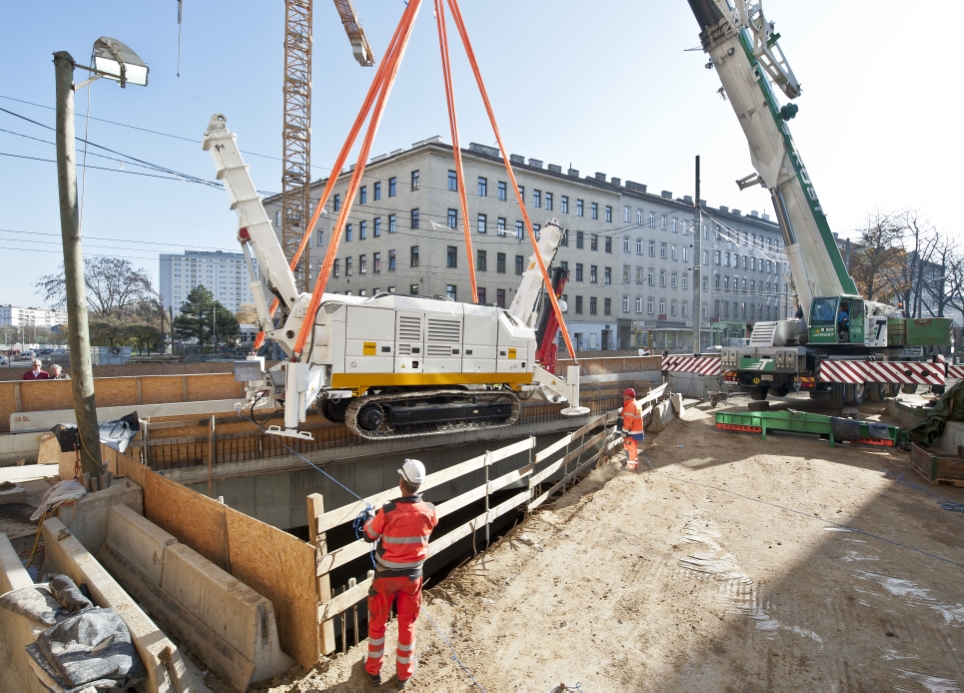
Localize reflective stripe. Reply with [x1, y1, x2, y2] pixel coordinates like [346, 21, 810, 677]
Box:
[397, 654, 414, 664]
[382, 535, 430, 545]
[365, 523, 380, 540]
[397, 641, 415, 652]
[376, 555, 423, 569]
[367, 648, 384, 659]
[368, 636, 385, 646]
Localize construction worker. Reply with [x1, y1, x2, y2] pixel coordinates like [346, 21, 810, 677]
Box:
[362, 459, 438, 688]
[621, 387, 645, 471]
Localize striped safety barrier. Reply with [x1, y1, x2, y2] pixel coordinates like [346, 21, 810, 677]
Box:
[947, 364, 964, 379]
[661, 355, 722, 376]
[818, 359, 946, 386]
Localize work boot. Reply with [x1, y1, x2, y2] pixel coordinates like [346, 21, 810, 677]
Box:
[397, 658, 418, 688]
[367, 671, 381, 687]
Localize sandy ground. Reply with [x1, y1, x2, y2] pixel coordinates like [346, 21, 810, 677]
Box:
[251, 396, 964, 692]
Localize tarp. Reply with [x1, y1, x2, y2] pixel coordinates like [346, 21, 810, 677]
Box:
[910, 380, 964, 445]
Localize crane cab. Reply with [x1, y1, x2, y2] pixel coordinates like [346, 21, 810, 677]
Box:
[808, 296, 865, 345]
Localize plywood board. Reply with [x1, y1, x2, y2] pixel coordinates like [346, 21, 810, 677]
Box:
[97, 378, 139, 408]
[224, 505, 319, 671]
[140, 376, 183, 405]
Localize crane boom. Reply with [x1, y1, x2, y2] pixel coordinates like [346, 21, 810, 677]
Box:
[332, 0, 375, 66]
[687, 0, 859, 318]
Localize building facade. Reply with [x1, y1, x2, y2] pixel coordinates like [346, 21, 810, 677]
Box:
[159, 251, 258, 316]
[0, 305, 68, 328]
[263, 138, 790, 351]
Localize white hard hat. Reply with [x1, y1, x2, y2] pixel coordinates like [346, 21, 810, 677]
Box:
[398, 459, 426, 487]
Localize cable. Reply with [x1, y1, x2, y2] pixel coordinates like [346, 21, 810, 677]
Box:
[0, 151, 214, 183]
[883, 470, 964, 514]
[0, 227, 240, 253]
[420, 604, 487, 692]
[638, 452, 964, 570]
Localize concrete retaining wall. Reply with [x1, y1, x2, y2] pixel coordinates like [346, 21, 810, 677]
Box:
[0, 533, 47, 693]
[52, 478, 144, 557]
[97, 505, 294, 690]
[40, 517, 197, 692]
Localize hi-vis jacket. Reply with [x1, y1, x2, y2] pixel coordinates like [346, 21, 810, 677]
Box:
[363, 495, 438, 578]
[621, 398, 645, 441]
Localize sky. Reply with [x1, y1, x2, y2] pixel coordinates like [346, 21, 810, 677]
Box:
[1, 0, 961, 309]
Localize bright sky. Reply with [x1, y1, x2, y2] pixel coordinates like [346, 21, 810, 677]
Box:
[1, 0, 961, 309]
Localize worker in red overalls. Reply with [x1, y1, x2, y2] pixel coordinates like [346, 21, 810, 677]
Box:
[362, 459, 438, 688]
[621, 387, 645, 471]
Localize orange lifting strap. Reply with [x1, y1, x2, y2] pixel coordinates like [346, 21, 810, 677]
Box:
[290, 0, 577, 363]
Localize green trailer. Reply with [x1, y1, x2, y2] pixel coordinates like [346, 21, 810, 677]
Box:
[715, 409, 898, 447]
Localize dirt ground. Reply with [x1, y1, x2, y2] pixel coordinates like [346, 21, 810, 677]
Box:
[248, 394, 964, 692]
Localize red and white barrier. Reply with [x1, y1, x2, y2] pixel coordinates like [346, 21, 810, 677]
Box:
[818, 359, 946, 386]
[661, 355, 722, 376]
[947, 364, 964, 379]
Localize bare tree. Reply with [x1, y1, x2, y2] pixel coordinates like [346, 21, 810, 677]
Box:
[848, 211, 906, 304]
[894, 210, 939, 318]
[920, 235, 959, 318]
[36, 257, 156, 318]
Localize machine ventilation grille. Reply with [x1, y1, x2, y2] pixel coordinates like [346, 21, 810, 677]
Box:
[397, 344, 411, 355]
[397, 316, 422, 342]
[427, 344, 453, 357]
[427, 318, 461, 343]
[749, 321, 778, 347]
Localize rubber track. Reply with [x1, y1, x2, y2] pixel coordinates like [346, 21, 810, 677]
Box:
[344, 389, 521, 441]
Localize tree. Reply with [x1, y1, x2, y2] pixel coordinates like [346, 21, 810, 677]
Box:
[235, 303, 259, 325]
[173, 286, 239, 349]
[848, 211, 906, 305]
[37, 257, 155, 317]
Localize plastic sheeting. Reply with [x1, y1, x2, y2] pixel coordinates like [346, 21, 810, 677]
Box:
[29, 479, 86, 522]
[911, 380, 964, 445]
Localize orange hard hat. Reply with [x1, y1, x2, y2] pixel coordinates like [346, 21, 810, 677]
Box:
[623, 388, 636, 398]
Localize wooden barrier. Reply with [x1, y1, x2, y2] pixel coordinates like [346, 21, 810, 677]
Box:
[307, 410, 622, 654]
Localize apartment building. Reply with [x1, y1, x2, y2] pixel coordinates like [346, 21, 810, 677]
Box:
[159, 251, 259, 316]
[0, 304, 68, 328]
[263, 137, 789, 351]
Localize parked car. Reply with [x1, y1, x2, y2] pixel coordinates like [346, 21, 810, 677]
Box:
[0, 355, 7, 365]
[15, 351, 35, 361]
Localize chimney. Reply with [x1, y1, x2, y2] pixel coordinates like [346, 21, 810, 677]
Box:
[732, 208, 741, 216]
[567, 168, 580, 177]
[548, 163, 562, 174]
[610, 177, 622, 187]
[594, 172, 607, 182]
[661, 190, 673, 199]
[750, 210, 759, 218]
[683, 195, 693, 204]
[527, 158, 543, 169]
[509, 154, 525, 165]
[625, 181, 647, 194]
[719, 205, 729, 213]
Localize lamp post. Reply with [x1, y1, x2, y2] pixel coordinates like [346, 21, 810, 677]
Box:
[54, 39, 148, 477]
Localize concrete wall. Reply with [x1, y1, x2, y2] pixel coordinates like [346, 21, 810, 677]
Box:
[0, 533, 47, 693]
[53, 478, 144, 557]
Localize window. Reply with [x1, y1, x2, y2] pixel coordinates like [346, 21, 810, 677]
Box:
[682, 246, 688, 263]
[714, 274, 721, 290]
[410, 245, 419, 267]
[448, 170, 458, 191]
[605, 237, 612, 254]
[646, 240, 653, 257]
[589, 297, 598, 315]
[649, 212, 656, 228]
[742, 278, 747, 293]
[360, 254, 367, 274]
[388, 177, 397, 197]
[345, 223, 353, 242]
[448, 209, 458, 229]
[623, 265, 630, 282]
[659, 271, 666, 287]
[516, 221, 525, 239]
[703, 302, 708, 318]
[724, 302, 730, 318]
[346, 257, 353, 275]
[590, 265, 597, 283]
[648, 268, 655, 286]
[703, 224, 708, 239]
[477, 287, 486, 304]
[533, 190, 542, 208]
[576, 199, 584, 217]
[533, 223, 541, 239]
[591, 203, 599, 220]
[636, 266, 644, 284]
[648, 297, 655, 315]
[374, 217, 381, 237]
[497, 218, 506, 236]
[624, 206, 631, 223]
[360, 186, 367, 204]
[498, 181, 507, 201]
[447, 246, 458, 268]
[683, 221, 690, 235]
[360, 220, 367, 240]
[411, 170, 420, 190]
[660, 243, 667, 259]
[518, 186, 524, 202]
[575, 296, 583, 314]
[672, 218, 678, 234]
[625, 237, 632, 253]
[497, 288, 506, 307]
[333, 259, 340, 277]
[333, 193, 341, 212]
[515, 255, 524, 275]
[591, 234, 598, 251]
[636, 296, 643, 313]
[478, 177, 487, 196]
[659, 299, 666, 315]
[411, 208, 420, 229]
[497, 252, 506, 273]
[477, 249, 487, 271]
[576, 231, 584, 249]
[446, 284, 457, 300]
[373, 182, 382, 201]
[561, 196, 569, 214]
[411, 284, 419, 295]
[545, 192, 553, 211]
[660, 215, 667, 230]
[714, 250, 721, 265]
[603, 297, 611, 316]
[671, 245, 678, 261]
[682, 301, 688, 317]
[604, 267, 612, 285]
[605, 205, 612, 222]
[670, 301, 677, 317]
[724, 276, 730, 291]
[389, 249, 396, 271]
[671, 272, 678, 289]
[682, 273, 688, 290]
[703, 250, 709, 266]
[373, 252, 381, 273]
[389, 214, 397, 233]
[317, 230, 324, 246]
[623, 296, 630, 313]
[575, 264, 584, 282]
[477, 213, 487, 234]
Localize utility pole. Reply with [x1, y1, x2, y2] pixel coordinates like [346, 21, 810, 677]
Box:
[212, 306, 217, 352]
[692, 155, 701, 356]
[55, 51, 103, 477]
[159, 296, 164, 356]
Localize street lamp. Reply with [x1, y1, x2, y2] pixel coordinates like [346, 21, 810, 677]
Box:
[55, 38, 149, 478]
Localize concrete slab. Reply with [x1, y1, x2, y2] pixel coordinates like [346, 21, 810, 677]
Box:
[0, 483, 28, 506]
[40, 517, 197, 693]
[54, 477, 143, 560]
[648, 398, 677, 433]
[0, 533, 47, 693]
[0, 463, 59, 485]
[0, 430, 46, 464]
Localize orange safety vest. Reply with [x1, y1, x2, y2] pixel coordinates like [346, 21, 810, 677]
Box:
[621, 398, 645, 439]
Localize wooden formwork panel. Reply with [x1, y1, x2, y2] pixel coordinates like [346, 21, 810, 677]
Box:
[95, 378, 139, 408]
[140, 376, 186, 405]
[185, 374, 243, 402]
[19, 379, 74, 412]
